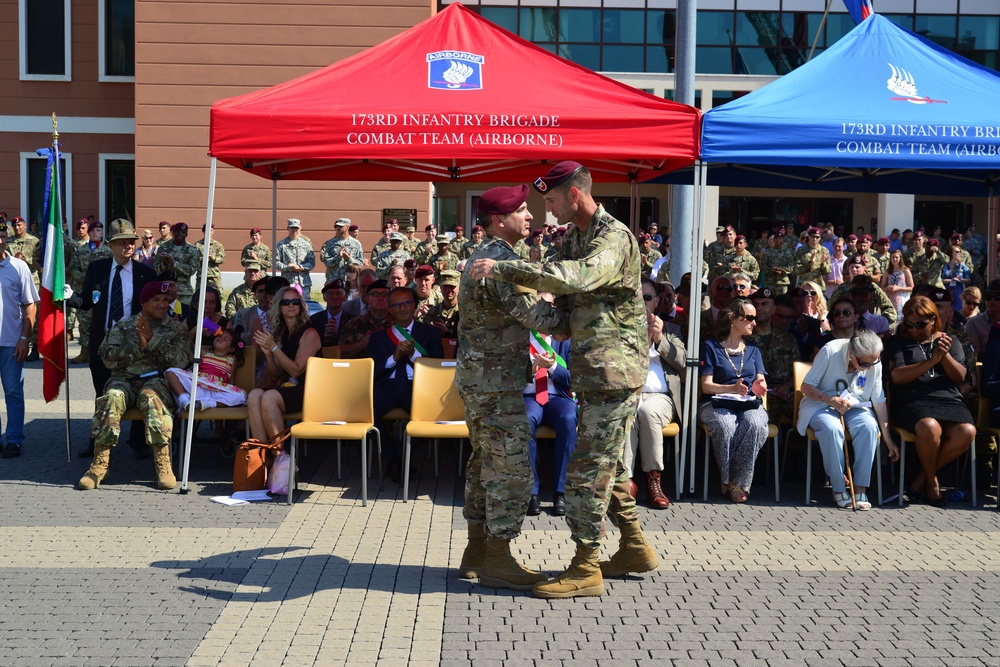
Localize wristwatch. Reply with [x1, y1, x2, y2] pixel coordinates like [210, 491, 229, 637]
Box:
[271, 345, 279, 354]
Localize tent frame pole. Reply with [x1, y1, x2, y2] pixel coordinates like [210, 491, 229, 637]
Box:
[680, 161, 707, 497]
[271, 179, 278, 276]
[180, 157, 217, 494]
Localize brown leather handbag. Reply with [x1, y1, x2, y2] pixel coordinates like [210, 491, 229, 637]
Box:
[233, 429, 291, 492]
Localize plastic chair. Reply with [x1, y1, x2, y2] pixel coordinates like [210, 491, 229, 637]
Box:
[402, 359, 468, 501]
[793, 360, 884, 506]
[699, 392, 781, 502]
[177, 347, 258, 433]
[287, 357, 382, 506]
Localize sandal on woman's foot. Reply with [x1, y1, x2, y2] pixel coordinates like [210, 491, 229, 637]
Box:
[729, 486, 748, 503]
[926, 495, 947, 508]
[721, 483, 731, 496]
[903, 487, 924, 504]
[854, 492, 871, 511]
[833, 491, 853, 509]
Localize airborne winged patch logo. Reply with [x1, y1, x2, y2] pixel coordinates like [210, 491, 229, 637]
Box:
[428, 51, 484, 91]
[886, 63, 947, 104]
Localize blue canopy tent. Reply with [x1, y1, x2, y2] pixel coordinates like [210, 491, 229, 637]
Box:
[669, 14, 1000, 494]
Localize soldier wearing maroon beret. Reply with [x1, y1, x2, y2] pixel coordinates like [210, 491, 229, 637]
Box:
[468, 161, 658, 599]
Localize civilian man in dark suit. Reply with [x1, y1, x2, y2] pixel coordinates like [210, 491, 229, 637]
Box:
[65, 218, 158, 458]
[309, 278, 354, 348]
[368, 286, 444, 482]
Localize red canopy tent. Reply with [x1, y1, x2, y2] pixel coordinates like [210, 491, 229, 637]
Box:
[180, 3, 701, 493]
[208, 2, 700, 183]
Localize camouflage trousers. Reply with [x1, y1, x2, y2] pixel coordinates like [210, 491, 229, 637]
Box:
[91, 377, 174, 448]
[565, 389, 640, 550]
[66, 307, 77, 336]
[78, 309, 92, 348]
[463, 391, 534, 540]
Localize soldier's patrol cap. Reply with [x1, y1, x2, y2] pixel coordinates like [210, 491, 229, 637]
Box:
[287, 218, 302, 228]
[849, 274, 875, 292]
[478, 184, 529, 215]
[847, 234, 858, 242]
[170, 222, 187, 233]
[877, 236, 891, 244]
[533, 161, 584, 193]
[107, 218, 139, 242]
[405, 225, 416, 232]
[807, 226, 822, 236]
[750, 287, 775, 301]
[715, 226, 726, 234]
[439, 270, 461, 287]
[848, 255, 866, 266]
[415, 264, 435, 278]
[244, 261, 262, 272]
[471, 225, 484, 233]
[389, 232, 405, 242]
[322, 278, 346, 293]
[928, 287, 951, 303]
[403, 258, 417, 269]
[435, 234, 451, 244]
[334, 217, 351, 227]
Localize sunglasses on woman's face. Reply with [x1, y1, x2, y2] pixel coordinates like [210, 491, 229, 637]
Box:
[832, 309, 854, 317]
[740, 314, 756, 323]
[278, 299, 301, 307]
[965, 299, 980, 307]
[852, 353, 880, 368]
[904, 319, 930, 329]
[642, 294, 655, 302]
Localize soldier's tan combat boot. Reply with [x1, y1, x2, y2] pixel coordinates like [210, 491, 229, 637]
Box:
[532, 543, 604, 599]
[71, 349, 89, 364]
[151, 444, 176, 490]
[458, 523, 487, 579]
[77, 443, 112, 490]
[478, 536, 547, 591]
[599, 519, 659, 577]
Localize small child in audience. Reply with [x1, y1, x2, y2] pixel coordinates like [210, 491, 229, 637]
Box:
[166, 326, 247, 412]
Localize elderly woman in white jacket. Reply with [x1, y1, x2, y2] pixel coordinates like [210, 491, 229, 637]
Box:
[797, 330, 899, 510]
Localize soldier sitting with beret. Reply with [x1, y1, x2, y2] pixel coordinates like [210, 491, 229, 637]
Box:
[78, 280, 192, 491]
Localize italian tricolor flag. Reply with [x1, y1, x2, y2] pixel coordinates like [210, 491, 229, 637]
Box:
[38, 142, 67, 402]
[387, 324, 427, 357]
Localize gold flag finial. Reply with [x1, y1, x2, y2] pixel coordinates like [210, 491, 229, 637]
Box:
[52, 113, 59, 139]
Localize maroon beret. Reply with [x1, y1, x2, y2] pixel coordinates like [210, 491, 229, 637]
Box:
[847, 234, 858, 242]
[249, 227, 262, 235]
[638, 233, 651, 242]
[734, 234, 746, 243]
[322, 278, 346, 292]
[171, 222, 188, 233]
[913, 231, 925, 239]
[927, 238, 940, 247]
[877, 236, 890, 244]
[860, 234, 872, 242]
[951, 232, 963, 240]
[532, 229, 544, 237]
[425, 224, 435, 232]
[414, 264, 435, 278]
[532, 161, 584, 193]
[848, 255, 866, 266]
[478, 184, 529, 215]
[403, 258, 417, 269]
[455, 226, 464, 233]
[807, 226, 822, 236]
[348, 225, 359, 232]
[139, 280, 172, 304]
[471, 225, 483, 233]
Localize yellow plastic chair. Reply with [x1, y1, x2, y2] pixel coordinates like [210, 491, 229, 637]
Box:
[402, 359, 468, 501]
[288, 357, 382, 506]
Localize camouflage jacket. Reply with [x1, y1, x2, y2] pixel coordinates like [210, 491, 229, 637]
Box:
[420, 301, 460, 338]
[426, 249, 457, 280]
[415, 289, 442, 313]
[339, 310, 392, 357]
[640, 248, 662, 279]
[7, 234, 40, 277]
[99, 312, 192, 378]
[705, 244, 737, 283]
[830, 282, 898, 326]
[374, 247, 411, 279]
[456, 237, 569, 394]
[240, 242, 272, 270]
[759, 246, 795, 289]
[320, 236, 364, 281]
[492, 205, 648, 391]
[449, 235, 468, 256]
[793, 245, 832, 286]
[964, 234, 986, 266]
[729, 252, 760, 283]
[413, 239, 436, 265]
[274, 236, 316, 289]
[224, 283, 257, 319]
[195, 239, 227, 286]
[68, 240, 110, 291]
[871, 250, 891, 276]
[903, 247, 923, 266]
[154, 241, 202, 297]
[369, 238, 391, 265]
[913, 247, 946, 287]
[460, 240, 484, 260]
[858, 250, 882, 278]
[750, 328, 797, 385]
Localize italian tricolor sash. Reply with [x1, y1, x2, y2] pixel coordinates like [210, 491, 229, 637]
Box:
[388, 324, 427, 357]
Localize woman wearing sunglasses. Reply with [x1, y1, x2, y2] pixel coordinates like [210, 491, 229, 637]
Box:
[798, 330, 898, 510]
[699, 298, 769, 503]
[886, 296, 976, 506]
[247, 285, 321, 444]
[799, 280, 830, 331]
[814, 297, 859, 355]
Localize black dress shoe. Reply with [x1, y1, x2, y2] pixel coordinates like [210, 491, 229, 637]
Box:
[552, 493, 566, 516]
[526, 495, 541, 516]
[2, 443, 21, 458]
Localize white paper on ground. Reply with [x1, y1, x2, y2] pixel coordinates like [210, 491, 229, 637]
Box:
[210, 496, 248, 506]
[231, 490, 273, 501]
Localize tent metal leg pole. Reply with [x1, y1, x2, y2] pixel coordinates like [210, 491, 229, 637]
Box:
[272, 179, 278, 276]
[180, 157, 218, 495]
[988, 194, 998, 283]
[685, 161, 707, 496]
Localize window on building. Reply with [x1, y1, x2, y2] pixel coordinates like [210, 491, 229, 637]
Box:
[102, 0, 135, 78]
[436, 196, 459, 232]
[20, 0, 71, 80]
[102, 158, 135, 223]
[596, 197, 659, 232]
[23, 154, 70, 229]
[718, 196, 853, 236]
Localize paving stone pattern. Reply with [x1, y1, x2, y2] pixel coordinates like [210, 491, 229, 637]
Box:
[0, 359, 997, 666]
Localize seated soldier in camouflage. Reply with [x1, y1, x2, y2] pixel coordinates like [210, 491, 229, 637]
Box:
[78, 281, 192, 491]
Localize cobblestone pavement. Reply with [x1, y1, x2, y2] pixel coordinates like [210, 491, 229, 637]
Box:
[0, 355, 998, 666]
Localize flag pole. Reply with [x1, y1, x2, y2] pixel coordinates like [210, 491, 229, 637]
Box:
[51, 113, 72, 463]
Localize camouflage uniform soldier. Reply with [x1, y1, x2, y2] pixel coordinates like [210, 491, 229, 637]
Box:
[964, 226, 986, 273]
[8, 217, 42, 358]
[273, 218, 316, 300]
[704, 226, 724, 260]
[759, 234, 794, 294]
[913, 241, 947, 288]
[470, 161, 658, 599]
[421, 269, 461, 338]
[413, 224, 437, 265]
[783, 223, 799, 251]
[460, 225, 485, 260]
[153, 221, 172, 247]
[729, 235, 760, 283]
[195, 228, 226, 290]
[872, 237, 892, 276]
[638, 234, 661, 279]
[903, 231, 925, 265]
[426, 235, 458, 280]
[369, 225, 393, 265]
[240, 227, 272, 271]
[830, 257, 897, 327]
[320, 218, 364, 282]
[154, 222, 202, 305]
[793, 227, 832, 287]
[65, 221, 91, 340]
[511, 238, 532, 261]
[449, 227, 468, 256]
[224, 262, 263, 318]
[374, 233, 412, 280]
[402, 224, 420, 255]
[78, 281, 192, 491]
[69, 222, 113, 360]
[457, 184, 569, 590]
[948, 234, 974, 270]
[705, 226, 737, 283]
[748, 288, 797, 424]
